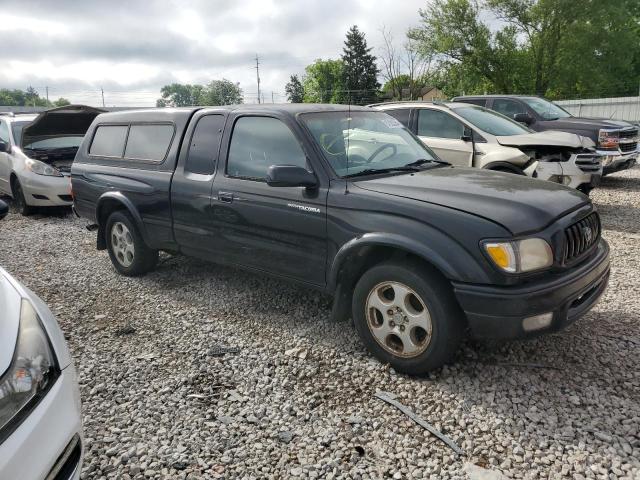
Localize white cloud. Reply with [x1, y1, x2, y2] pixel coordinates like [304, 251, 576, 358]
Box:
[0, 0, 427, 106]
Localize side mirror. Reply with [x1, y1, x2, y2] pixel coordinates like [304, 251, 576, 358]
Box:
[266, 165, 317, 188]
[514, 113, 534, 125]
[0, 141, 10, 153]
[0, 199, 8, 220]
[461, 127, 473, 142]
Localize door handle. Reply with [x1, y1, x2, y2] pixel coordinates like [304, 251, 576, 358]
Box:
[218, 192, 234, 203]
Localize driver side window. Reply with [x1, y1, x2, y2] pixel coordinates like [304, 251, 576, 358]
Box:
[492, 99, 526, 119]
[0, 121, 9, 144]
[417, 109, 464, 139]
[226, 116, 308, 180]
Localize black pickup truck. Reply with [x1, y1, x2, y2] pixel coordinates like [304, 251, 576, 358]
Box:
[452, 95, 639, 175]
[71, 105, 610, 374]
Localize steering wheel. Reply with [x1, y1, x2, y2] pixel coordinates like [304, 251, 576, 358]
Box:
[366, 143, 397, 163]
[319, 133, 344, 156]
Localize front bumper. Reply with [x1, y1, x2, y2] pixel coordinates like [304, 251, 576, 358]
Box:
[534, 153, 602, 190]
[0, 365, 83, 480]
[19, 171, 73, 207]
[598, 149, 638, 175]
[453, 239, 610, 340]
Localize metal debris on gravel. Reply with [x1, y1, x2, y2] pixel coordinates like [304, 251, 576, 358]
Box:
[0, 167, 638, 479]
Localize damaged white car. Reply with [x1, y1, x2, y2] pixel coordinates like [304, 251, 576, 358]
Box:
[0, 105, 104, 215]
[373, 102, 602, 194]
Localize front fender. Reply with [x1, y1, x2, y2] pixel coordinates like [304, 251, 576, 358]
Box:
[328, 231, 490, 291]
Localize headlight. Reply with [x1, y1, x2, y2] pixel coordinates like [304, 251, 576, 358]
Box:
[597, 129, 619, 150]
[484, 238, 553, 273]
[0, 299, 59, 440]
[25, 158, 63, 177]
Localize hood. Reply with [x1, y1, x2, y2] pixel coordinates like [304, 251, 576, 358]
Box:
[0, 270, 21, 376]
[495, 130, 594, 149]
[553, 116, 635, 130]
[21, 104, 105, 148]
[355, 167, 588, 236]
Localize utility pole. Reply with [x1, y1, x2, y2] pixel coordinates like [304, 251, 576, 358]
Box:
[45, 86, 49, 104]
[101, 88, 105, 108]
[255, 54, 261, 104]
[271, 91, 275, 103]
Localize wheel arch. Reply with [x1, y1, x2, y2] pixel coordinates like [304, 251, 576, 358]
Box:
[327, 233, 476, 322]
[481, 161, 526, 174]
[95, 192, 148, 250]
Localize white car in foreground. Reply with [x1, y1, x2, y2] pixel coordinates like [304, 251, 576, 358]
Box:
[0, 207, 82, 479]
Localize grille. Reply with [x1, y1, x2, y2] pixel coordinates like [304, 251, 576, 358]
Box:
[574, 154, 601, 172]
[619, 141, 637, 153]
[619, 128, 638, 139]
[562, 212, 600, 264]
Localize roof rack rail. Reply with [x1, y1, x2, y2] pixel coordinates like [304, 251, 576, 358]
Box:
[368, 100, 451, 108]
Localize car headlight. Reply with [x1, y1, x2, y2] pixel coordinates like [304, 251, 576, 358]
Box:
[484, 238, 553, 273]
[25, 158, 63, 177]
[0, 299, 59, 441]
[597, 129, 619, 150]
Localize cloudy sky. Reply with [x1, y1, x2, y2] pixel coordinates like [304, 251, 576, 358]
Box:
[0, 0, 429, 107]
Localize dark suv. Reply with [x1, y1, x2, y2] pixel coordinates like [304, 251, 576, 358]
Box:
[452, 95, 639, 175]
[71, 105, 610, 374]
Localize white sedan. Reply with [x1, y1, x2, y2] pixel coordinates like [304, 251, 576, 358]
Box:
[0, 251, 83, 479]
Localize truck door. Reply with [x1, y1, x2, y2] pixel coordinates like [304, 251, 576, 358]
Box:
[171, 112, 226, 251]
[415, 108, 473, 166]
[210, 114, 328, 287]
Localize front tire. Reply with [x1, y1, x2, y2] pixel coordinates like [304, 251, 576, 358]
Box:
[105, 211, 158, 276]
[352, 260, 464, 375]
[11, 179, 35, 216]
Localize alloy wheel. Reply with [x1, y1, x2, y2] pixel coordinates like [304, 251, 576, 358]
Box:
[111, 222, 135, 267]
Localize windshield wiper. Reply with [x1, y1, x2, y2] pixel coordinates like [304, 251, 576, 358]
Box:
[343, 166, 423, 178]
[404, 158, 450, 167]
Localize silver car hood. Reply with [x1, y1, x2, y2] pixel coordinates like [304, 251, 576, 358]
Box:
[496, 131, 595, 149]
[0, 267, 72, 376]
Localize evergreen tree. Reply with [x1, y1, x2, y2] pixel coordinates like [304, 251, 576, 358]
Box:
[340, 25, 380, 105]
[285, 75, 305, 103]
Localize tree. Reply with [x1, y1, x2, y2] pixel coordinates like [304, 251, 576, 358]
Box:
[341, 26, 380, 104]
[156, 80, 242, 107]
[200, 79, 243, 105]
[53, 98, 71, 107]
[302, 59, 344, 103]
[285, 75, 304, 103]
[156, 83, 204, 107]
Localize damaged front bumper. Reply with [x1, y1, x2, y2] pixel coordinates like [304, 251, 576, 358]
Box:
[535, 152, 602, 191]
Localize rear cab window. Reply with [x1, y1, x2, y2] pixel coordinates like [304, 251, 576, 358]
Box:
[89, 123, 174, 162]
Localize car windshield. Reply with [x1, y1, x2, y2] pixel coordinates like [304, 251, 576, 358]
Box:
[10, 121, 31, 145]
[452, 106, 531, 136]
[23, 136, 84, 150]
[521, 97, 571, 120]
[301, 111, 443, 177]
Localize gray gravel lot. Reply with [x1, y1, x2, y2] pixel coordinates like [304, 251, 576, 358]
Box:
[0, 167, 639, 479]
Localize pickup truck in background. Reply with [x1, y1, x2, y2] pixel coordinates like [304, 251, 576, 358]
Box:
[452, 95, 638, 175]
[71, 105, 610, 374]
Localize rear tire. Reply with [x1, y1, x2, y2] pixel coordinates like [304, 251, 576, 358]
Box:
[352, 260, 464, 375]
[105, 210, 158, 276]
[11, 179, 35, 216]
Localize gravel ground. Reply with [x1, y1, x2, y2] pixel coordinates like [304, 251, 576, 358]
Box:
[0, 167, 639, 480]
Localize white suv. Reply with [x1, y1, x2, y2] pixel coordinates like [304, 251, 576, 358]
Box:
[372, 102, 602, 193]
[0, 106, 103, 215]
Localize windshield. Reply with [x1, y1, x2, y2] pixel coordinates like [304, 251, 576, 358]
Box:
[453, 106, 531, 136]
[301, 111, 442, 177]
[521, 97, 571, 120]
[10, 121, 31, 146]
[22, 136, 84, 150]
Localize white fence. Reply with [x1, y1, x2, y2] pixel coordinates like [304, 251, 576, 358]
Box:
[555, 96, 640, 122]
